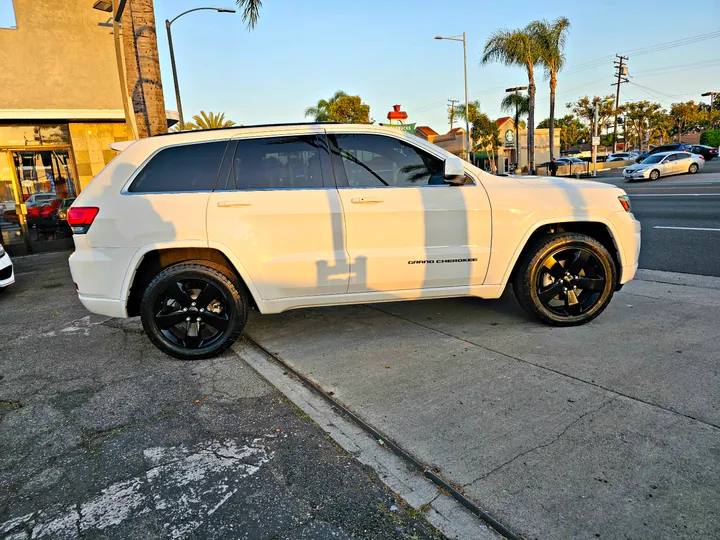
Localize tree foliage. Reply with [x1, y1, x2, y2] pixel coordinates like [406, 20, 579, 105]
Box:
[179, 111, 236, 131]
[235, 0, 263, 29]
[555, 114, 587, 150]
[624, 100, 663, 152]
[700, 129, 720, 148]
[304, 91, 371, 123]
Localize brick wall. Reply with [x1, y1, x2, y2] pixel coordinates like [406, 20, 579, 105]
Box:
[69, 122, 128, 191]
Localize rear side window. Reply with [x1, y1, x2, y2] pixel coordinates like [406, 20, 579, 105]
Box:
[232, 135, 326, 190]
[128, 141, 228, 193]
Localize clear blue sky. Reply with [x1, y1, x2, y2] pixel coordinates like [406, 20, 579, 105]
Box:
[153, 0, 720, 131]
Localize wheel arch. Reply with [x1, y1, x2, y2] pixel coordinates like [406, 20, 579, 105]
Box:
[125, 245, 262, 317]
[504, 220, 622, 289]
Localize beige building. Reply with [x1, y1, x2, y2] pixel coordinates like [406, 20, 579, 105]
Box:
[0, 0, 174, 255]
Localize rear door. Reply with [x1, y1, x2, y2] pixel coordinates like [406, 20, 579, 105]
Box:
[328, 132, 491, 294]
[206, 132, 349, 300]
[673, 152, 693, 173]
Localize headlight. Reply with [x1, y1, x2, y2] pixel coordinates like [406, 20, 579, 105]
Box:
[618, 195, 632, 212]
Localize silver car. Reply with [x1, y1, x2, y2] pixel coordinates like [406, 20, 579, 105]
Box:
[623, 151, 704, 181]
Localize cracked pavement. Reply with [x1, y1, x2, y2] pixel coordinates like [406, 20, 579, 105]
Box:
[245, 273, 720, 539]
[0, 252, 446, 540]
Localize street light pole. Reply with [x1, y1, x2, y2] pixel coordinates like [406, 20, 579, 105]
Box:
[435, 33, 471, 163]
[166, 7, 236, 131]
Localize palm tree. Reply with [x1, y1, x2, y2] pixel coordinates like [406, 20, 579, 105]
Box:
[122, 0, 167, 137]
[500, 92, 529, 165]
[530, 17, 571, 161]
[183, 111, 236, 130]
[235, 0, 263, 28]
[482, 28, 541, 173]
[304, 91, 348, 121]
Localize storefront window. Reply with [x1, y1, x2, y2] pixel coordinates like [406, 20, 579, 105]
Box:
[0, 124, 71, 147]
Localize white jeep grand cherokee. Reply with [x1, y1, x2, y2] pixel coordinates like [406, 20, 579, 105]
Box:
[68, 124, 640, 359]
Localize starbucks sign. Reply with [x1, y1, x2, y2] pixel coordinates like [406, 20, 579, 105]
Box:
[504, 129, 515, 148]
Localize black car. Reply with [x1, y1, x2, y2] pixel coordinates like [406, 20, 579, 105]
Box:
[689, 145, 718, 161]
[647, 143, 694, 156]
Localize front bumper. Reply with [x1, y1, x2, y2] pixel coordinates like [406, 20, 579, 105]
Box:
[0, 253, 14, 288]
[623, 169, 648, 180]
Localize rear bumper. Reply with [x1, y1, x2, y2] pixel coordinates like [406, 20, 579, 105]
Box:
[77, 294, 127, 318]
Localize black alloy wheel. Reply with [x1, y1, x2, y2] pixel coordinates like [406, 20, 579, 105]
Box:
[140, 261, 247, 360]
[534, 247, 607, 317]
[513, 233, 615, 326]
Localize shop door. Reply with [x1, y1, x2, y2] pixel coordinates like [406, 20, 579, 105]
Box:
[0, 149, 78, 255]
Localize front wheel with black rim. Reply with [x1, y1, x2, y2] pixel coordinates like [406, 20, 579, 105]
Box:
[513, 233, 616, 326]
[140, 261, 248, 360]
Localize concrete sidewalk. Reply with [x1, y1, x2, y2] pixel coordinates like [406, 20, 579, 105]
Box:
[245, 270, 720, 540]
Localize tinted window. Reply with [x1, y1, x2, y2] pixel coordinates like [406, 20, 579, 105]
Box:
[675, 152, 691, 160]
[332, 134, 445, 187]
[129, 141, 227, 192]
[664, 154, 678, 162]
[232, 135, 326, 189]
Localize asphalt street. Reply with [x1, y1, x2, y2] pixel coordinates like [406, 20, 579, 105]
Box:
[597, 158, 720, 277]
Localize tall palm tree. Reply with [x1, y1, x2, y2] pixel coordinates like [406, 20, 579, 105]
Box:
[304, 91, 348, 121]
[122, 0, 167, 137]
[482, 28, 540, 173]
[530, 17, 571, 162]
[235, 0, 263, 28]
[500, 92, 530, 165]
[183, 111, 236, 130]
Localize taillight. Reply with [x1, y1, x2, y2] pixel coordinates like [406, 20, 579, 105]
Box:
[67, 206, 99, 234]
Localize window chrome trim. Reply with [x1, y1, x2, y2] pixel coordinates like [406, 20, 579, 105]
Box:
[120, 138, 231, 195]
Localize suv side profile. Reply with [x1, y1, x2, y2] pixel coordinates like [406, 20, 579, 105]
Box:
[68, 124, 641, 359]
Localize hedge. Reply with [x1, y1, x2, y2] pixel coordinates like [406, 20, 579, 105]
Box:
[700, 130, 720, 148]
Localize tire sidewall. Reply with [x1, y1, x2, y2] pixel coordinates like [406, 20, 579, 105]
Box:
[516, 235, 616, 326]
[140, 263, 246, 360]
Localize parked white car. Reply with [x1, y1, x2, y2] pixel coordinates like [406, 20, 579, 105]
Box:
[623, 151, 704, 181]
[606, 152, 638, 162]
[0, 244, 14, 292]
[68, 124, 641, 359]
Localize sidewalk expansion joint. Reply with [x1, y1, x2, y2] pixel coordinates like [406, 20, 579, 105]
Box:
[462, 399, 615, 488]
[373, 307, 720, 432]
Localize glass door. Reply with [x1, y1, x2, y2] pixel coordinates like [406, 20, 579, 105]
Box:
[1, 149, 78, 255]
[0, 151, 27, 252]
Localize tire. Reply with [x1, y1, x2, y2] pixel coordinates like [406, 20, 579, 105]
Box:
[140, 261, 248, 360]
[513, 233, 616, 326]
[649, 169, 660, 180]
[688, 163, 699, 174]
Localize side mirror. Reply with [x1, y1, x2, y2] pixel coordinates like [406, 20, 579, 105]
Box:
[444, 157, 466, 185]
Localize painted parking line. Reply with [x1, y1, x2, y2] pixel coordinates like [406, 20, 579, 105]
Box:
[653, 226, 720, 232]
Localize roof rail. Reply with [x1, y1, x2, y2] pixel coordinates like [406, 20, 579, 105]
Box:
[153, 121, 344, 137]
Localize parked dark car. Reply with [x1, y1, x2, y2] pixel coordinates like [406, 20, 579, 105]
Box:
[647, 143, 694, 156]
[689, 145, 718, 161]
[635, 150, 651, 162]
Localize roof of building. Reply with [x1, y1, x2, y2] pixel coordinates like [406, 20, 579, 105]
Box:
[447, 127, 465, 134]
[495, 116, 512, 126]
[415, 126, 439, 136]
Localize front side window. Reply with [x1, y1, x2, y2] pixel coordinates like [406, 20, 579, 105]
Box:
[129, 141, 228, 193]
[232, 135, 326, 190]
[331, 134, 445, 187]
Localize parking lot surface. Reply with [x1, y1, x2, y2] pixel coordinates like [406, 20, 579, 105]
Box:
[246, 271, 720, 540]
[0, 253, 445, 540]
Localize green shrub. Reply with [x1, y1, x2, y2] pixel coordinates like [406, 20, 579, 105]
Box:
[700, 130, 720, 148]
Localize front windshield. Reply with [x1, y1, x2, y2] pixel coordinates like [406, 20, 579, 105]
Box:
[643, 155, 663, 164]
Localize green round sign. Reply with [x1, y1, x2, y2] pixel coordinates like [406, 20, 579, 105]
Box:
[504, 129, 515, 143]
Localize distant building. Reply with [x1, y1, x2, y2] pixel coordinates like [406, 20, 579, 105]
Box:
[379, 105, 415, 134]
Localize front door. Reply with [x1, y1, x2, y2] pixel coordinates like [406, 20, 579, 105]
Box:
[328, 133, 491, 294]
[206, 133, 349, 301]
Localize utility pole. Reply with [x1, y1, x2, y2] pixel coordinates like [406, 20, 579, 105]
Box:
[448, 99, 459, 129]
[701, 91, 719, 111]
[611, 55, 629, 153]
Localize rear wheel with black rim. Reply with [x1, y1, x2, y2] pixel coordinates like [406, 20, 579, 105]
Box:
[513, 233, 616, 326]
[140, 261, 248, 360]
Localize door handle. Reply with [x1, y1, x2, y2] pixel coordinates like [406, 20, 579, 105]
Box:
[217, 200, 252, 208]
[350, 197, 383, 204]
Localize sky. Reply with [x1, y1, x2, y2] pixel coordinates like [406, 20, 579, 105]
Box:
[150, 0, 720, 132]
